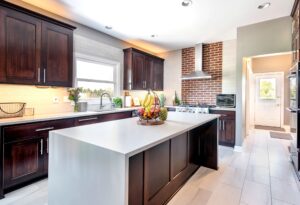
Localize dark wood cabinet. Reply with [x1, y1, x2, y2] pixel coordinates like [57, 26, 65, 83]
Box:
[209, 110, 236, 147]
[0, 1, 75, 87]
[0, 7, 41, 84]
[129, 120, 218, 205]
[42, 22, 73, 87]
[0, 111, 133, 196]
[151, 58, 164, 91]
[3, 137, 44, 189]
[123, 48, 164, 91]
[292, 0, 300, 65]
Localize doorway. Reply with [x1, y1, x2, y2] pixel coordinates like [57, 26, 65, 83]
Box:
[245, 53, 292, 135]
[253, 72, 284, 128]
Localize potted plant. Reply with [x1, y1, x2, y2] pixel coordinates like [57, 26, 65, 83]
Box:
[68, 87, 83, 112]
[113, 97, 123, 108]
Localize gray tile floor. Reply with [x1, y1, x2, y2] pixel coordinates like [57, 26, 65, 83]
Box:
[0, 129, 299, 205]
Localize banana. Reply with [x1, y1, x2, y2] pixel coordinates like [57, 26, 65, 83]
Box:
[143, 94, 149, 107]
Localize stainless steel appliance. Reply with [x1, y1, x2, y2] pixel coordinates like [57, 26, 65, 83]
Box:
[288, 62, 300, 179]
[216, 94, 236, 108]
[175, 104, 213, 114]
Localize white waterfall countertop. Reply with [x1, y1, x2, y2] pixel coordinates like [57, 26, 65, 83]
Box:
[50, 112, 220, 157]
[48, 112, 219, 205]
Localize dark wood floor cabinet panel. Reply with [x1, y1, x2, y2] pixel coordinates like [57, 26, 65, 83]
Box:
[144, 141, 170, 204]
[42, 22, 73, 87]
[170, 133, 188, 179]
[4, 138, 44, 189]
[123, 48, 164, 91]
[129, 153, 144, 205]
[128, 120, 219, 205]
[0, 1, 75, 86]
[0, 7, 41, 84]
[209, 110, 236, 147]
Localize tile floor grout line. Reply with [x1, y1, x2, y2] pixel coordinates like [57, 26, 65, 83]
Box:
[237, 135, 253, 205]
[267, 131, 273, 205]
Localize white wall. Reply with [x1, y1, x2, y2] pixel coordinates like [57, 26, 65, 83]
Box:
[222, 40, 237, 94]
[236, 16, 292, 146]
[159, 50, 182, 105]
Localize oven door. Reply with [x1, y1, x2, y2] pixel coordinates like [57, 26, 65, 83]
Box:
[288, 107, 300, 177]
[288, 70, 297, 109]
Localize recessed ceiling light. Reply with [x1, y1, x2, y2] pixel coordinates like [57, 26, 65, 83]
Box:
[258, 2, 271, 9]
[151, 34, 156, 38]
[182, 0, 192, 7]
[105, 26, 112, 30]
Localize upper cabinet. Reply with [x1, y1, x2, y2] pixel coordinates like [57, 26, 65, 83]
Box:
[123, 48, 164, 91]
[292, 0, 300, 65]
[0, 2, 75, 87]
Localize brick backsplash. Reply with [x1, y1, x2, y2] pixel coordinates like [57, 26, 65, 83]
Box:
[181, 42, 223, 105]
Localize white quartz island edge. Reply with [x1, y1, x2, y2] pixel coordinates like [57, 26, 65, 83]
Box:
[48, 112, 219, 205]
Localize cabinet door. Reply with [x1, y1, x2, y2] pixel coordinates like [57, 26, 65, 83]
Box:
[218, 119, 225, 144]
[152, 58, 164, 91]
[224, 119, 235, 145]
[170, 133, 188, 179]
[144, 141, 170, 205]
[0, 7, 41, 84]
[132, 51, 146, 90]
[4, 138, 44, 188]
[42, 22, 73, 87]
[144, 56, 153, 90]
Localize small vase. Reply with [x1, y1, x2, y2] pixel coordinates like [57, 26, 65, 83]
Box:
[74, 102, 79, 112]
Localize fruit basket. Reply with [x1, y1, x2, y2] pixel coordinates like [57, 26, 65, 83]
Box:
[136, 90, 168, 126]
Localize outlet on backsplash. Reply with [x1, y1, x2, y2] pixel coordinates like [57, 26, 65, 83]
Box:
[53, 97, 59, 104]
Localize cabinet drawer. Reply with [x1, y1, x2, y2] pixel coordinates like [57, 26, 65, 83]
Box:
[100, 111, 132, 123]
[75, 115, 100, 126]
[209, 110, 235, 120]
[3, 119, 74, 143]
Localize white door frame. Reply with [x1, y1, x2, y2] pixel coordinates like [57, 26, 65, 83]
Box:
[252, 72, 285, 128]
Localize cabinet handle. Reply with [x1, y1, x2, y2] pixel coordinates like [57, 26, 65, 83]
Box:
[145, 81, 147, 88]
[38, 68, 41, 82]
[47, 138, 49, 154]
[154, 82, 156, 89]
[78, 117, 98, 122]
[223, 121, 225, 130]
[40, 139, 43, 155]
[43, 69, 46, 83]
[219, 120, 222, 131]
[35, 127, 54, 132]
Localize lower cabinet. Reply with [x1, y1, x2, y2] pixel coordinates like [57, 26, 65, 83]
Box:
[1, 111, 133, 195]
[209, 110, 236, 147]
[3, 138, 45, 189]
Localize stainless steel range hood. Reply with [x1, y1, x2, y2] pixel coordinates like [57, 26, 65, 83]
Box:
[181, 43, 212, 80]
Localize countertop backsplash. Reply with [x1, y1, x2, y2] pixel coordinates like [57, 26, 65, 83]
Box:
[0, 84, 73, 115]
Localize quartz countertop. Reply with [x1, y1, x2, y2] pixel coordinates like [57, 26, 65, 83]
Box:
[209, 107, 236, 111]
[166, 105, 236, 112]
[50, 112, 220, 157]
[0, 107, 138, 126]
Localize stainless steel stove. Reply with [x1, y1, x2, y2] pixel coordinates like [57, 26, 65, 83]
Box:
[175, 104, 214, 114]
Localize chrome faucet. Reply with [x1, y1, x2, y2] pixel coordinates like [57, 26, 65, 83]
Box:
[100, 92, 112, 110]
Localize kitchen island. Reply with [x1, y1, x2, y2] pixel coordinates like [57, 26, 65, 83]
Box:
[48, 112, 219, 205]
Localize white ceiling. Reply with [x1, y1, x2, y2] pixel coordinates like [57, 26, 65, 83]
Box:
[22, 0, 294, 53]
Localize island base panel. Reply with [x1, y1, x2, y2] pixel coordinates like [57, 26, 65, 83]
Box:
[129, 119, 218, 205]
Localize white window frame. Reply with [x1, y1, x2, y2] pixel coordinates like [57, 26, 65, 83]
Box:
[74, 53, 121, 98]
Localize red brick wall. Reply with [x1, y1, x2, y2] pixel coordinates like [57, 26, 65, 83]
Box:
[182, 42, 223, 105]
